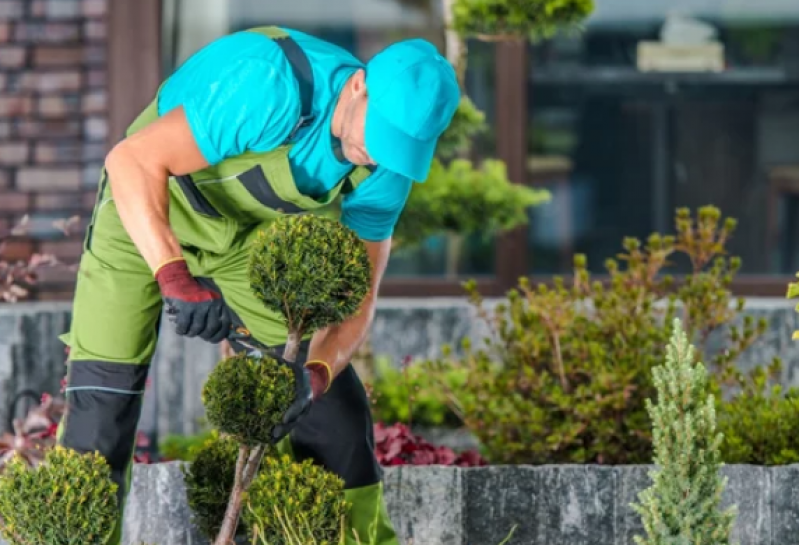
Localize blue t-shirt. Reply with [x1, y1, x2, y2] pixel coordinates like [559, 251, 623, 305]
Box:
[156, 28, 413, 242]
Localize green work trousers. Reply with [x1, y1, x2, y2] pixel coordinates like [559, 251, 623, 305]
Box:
[57, 172, 398, 545]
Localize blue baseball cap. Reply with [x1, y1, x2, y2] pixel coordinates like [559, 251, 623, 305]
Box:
[364, 38, 460, 182]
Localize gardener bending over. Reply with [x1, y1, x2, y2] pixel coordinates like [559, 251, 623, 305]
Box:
[57, 26, 459, 545]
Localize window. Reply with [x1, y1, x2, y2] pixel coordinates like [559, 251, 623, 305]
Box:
[526, 0, 799, 280]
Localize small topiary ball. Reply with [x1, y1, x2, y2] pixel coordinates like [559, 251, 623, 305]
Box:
[202, 353, 295, 446]
[0, 445, 118, 545]
[183, 431, 244, 540]
[243, 454, 349, 545]
[248, 215, 372, 335]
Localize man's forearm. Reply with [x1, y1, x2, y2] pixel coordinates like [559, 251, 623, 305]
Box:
[307, 296, 376, 376]
[105, 145, 183, 271]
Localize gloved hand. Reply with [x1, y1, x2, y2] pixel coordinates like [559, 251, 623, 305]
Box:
[271, 357, 331, 442]
[154, 257, 231, 343]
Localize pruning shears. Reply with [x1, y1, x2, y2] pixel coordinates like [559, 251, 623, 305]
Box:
[227, 326, 275, 358]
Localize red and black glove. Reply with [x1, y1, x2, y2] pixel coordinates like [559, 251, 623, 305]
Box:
[154, 257, 231, 343]
[270, 358, 331, 442]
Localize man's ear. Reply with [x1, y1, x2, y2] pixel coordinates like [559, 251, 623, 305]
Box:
[351, 69, 366, 95]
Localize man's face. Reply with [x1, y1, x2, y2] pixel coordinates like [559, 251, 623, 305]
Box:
[340, 71, 375, 166]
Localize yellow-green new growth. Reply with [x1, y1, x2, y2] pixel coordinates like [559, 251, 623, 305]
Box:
[0, 446, 118, 545]
[631, 318, 737, 545]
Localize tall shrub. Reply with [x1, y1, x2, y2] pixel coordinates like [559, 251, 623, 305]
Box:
[195, 214, 371, 545]
[632, 318, 736, 544]
[425, 206, 774, 464]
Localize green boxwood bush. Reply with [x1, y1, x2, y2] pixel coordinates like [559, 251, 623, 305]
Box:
[0, 446, 118, 545]
[244, 454, 349, 545]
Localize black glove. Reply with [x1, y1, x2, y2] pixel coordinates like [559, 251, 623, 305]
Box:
[271, 357, 331, 442]
[154, 258, 231, 343]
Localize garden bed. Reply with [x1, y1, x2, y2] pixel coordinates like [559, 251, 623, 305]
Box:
[1, 462, 792, 545]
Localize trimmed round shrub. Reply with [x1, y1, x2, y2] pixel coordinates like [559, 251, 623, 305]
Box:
[0, 445, 118, 545]
[247, 214, 372, 335]
[244, 454, 349, 545]
[202, 353, 295, 445]
[183, 431, 243, 540]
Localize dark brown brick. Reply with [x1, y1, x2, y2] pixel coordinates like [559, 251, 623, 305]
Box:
[0, 22, 10, 42]
[86, 68, 105, 88]
[20, 71, 81, 92]
[36, 266, 80, 284]
[0, 73, 5, 90]
[0, 192, 29, 212]
[0, 142, 29, 164]
[35, 141, 82, 163]
[0, 121, 9, 138]
[0, 95, 33, 117]
[17, 119, 81, 138]
[32, 46, 83, 67]
[39, 238, 84, 260]
[84, 19, 105, 41]
[0, 46, 25, 68]
[14, 22, 81, 43]
[82, 189, 98, 208]
[17, 167, 82, 191]
[0, 1, 23, 20]
[1, 238, 34, 259]
[82, 0, 106, 17]
[0, 169, 10, 188]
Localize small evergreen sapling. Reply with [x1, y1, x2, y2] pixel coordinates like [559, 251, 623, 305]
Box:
[0, 446, 118, 545]
[632, 319, 737, 545]
[201, 214, 372, 545]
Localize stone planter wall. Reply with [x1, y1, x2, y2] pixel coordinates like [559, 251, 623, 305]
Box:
[2, 298, 799, 440]
[2, 463, 795, 545]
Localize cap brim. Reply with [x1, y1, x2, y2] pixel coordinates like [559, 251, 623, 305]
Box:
[365, 104, 436, 182]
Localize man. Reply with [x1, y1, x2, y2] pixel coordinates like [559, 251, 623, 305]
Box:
[57, 25, 459, 545]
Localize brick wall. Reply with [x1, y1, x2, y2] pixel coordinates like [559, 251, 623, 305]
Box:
[0, 0, 108, 300]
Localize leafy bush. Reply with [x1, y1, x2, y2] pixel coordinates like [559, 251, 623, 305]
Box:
[434, 96, 488, 161]
[244, 454, 349, 545]
[183, 431, 242, 541]
[452, 0, 595, 42]
[202, 353, 295, 446]
[159, 429, 214, 462]
[393, 158, 550, 249]
[374, 423, 486, 467]
[366, 356, 466, 428]
[632, 319, 736, 544]
[425, 206, 776, 465]
[0, 446, 118, 545]
[717, 363, 799, 465]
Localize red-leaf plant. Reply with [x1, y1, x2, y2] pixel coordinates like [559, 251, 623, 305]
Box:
[374, 422, 486, 467]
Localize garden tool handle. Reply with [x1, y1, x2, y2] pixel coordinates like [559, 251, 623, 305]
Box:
[227, 326, 273, 356]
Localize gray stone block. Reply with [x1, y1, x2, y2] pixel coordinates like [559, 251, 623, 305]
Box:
[534, 465, 616, 545]
[770, 464, 799, 545]
[122, 462, 207, 545]
[721, 464, 772, 545]
[614, 465, 654, 545]
[463, 465, 538, 545]
[389, 465, 464, 545]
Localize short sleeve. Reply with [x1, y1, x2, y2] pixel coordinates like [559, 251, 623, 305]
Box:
[181, 58, 300, 165]
[341, 168, 414, 241]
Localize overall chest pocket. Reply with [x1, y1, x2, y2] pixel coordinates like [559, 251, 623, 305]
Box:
[177, 148, 343, 226]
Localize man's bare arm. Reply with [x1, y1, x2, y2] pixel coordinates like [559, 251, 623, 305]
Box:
[103, 106, 210, 271]
[306, 238, 391, 376]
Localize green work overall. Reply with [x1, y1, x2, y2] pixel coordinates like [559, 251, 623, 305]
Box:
[57, 26, 397, 545]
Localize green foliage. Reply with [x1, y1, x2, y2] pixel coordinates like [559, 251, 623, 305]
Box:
[717, 362, 799, 465]
[632, 319, 736, 545]
[244, 454, 348, 545]
[435, 96, 488, 161]
[367, 356, 467, 427]
[394, 158, 550, 248]
[159, 429, 214, 462]
[452, 0, 595, 42]
[425, 206, 777, 465]
[0, 446, 118, 545]
[248, 215, 372, 337]
[786, 276, 799, 341]
[183, 432, 244, 540]
[202, 353, 295, 446]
